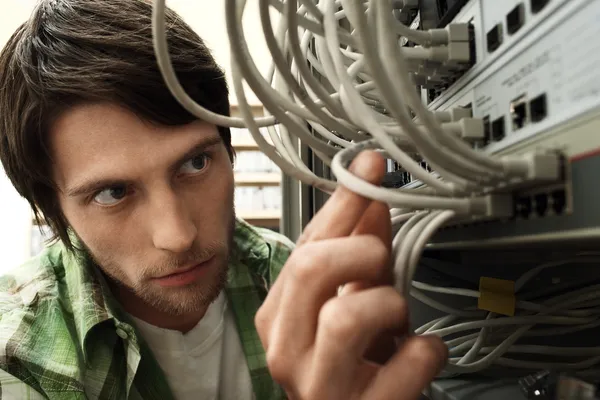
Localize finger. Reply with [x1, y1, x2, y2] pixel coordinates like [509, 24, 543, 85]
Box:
[298, 151, 386, 245]
[265, 235, 390, 360]
[308, 287, 409, 394]
[255, 271, 286, 350]
[342, 201, 395, 364]
[352, 200, 392, 248]
[341, 200, 394, 294]
[365, 335, 448, 400]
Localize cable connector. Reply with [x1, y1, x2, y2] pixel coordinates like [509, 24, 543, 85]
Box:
[449, 106, 472, 121]
[402, 43, 471, 64]
[445, 23, 470, 43]
[470, 193, 514, 218]
[416, 107, 472, 124]
[458, 118, 484, 141]
[445, 42, 472, 64]
[501, 151, 564, 185]
[441, 118, 485, 142]
[426, 23, 470, 46]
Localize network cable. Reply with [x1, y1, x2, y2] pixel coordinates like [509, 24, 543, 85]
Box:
[412, 255, 600, 374]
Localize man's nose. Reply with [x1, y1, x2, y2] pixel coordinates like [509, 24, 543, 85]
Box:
[150, 189, 197, 254]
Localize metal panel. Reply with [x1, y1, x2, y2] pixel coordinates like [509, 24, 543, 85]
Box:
[418, 0, 600, 247]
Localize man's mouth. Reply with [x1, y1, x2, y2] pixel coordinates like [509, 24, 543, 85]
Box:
[152, 256, 215, 287]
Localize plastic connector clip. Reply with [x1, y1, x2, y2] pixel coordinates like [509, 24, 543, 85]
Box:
[441, 118, 485, 142]
[471, 193, 514, 218]
[426, 23, 470, 46]
[502, 152, 564, 183]
[449, 106, 473, 121]
[445, 42, 472, 64]
[445, 23, 470, 43]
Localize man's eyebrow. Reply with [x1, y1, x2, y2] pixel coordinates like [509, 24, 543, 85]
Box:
[65, 179, 132, 198]
[65, 135, 223, 198]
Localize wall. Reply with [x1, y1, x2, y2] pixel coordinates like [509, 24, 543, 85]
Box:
[0, 0, 40, 272]
[168, 0, 279, 106]
[0, 0, 275, 271]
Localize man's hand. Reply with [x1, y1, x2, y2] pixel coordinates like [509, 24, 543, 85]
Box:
[255, 151, 448, 399]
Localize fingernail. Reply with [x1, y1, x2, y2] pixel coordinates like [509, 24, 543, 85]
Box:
[348, 151, 385, 184]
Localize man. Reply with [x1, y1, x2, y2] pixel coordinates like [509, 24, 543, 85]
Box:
[0, 0, 447, 399]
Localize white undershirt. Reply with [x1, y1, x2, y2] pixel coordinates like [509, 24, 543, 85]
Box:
[131, 292, 255, 400]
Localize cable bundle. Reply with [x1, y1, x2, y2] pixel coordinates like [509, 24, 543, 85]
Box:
[151, 0, 583, 375]
[414, 255, 600, 375]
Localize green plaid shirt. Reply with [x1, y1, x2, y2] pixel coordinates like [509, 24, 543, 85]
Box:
[0, 219, 294, 399]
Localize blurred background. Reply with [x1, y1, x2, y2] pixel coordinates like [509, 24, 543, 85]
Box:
[0, 0, 283, 271]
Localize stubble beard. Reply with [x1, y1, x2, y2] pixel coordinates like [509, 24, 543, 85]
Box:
[76, 212, 237, 316]
[132, 244, 231, 316]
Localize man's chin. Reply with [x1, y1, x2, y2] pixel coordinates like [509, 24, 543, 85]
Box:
[138, 264, 228, 315]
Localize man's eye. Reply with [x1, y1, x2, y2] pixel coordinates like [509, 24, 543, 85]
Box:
[93, 186, 128, 205]
[180, 153, 210, 175]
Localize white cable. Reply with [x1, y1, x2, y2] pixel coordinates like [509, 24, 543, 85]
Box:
[268, 0, 357, 47]
[395, 212, 440, 293]
[331, 140, 497, 213]
[340, 0, 500, 186]
[156, 0, 556, 193]
[458, 312, 496, 365]
[369, 0, 504, 181]
[412, 281, 479, 298]
[406, 210, 455, 285]
[153, 0, 276, 128]
[410, 289, 483, 319]
[321, 2, 460, 196]
[415, 279, 600, 373]
[290, 2, 361, 125]
[226, 0, 337, 192]
[515, 256, 600, 292]
[413, 280, 597, 317]
[260, 0, 360, 141]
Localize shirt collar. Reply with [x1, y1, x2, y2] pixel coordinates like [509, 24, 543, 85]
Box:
[231, 218, 270, 262]
[62, 242, 127, 365]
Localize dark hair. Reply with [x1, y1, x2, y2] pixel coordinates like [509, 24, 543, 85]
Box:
[0, 0, 232, 251]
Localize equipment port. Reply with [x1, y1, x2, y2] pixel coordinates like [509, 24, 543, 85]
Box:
[469, 22, 476, 65]
[483, 115, 491, 145]
[515, 196, 533, 219]
[507, 3, 526, 35]
[510, 95, 528, 130]
[534, 193, 548, 217]
[530, 93, 547, 122]
[491, 116, 505, 141]
[531, 0, 550, 14]
[486, 23, 503, 53]
[551, 189, 566, 214]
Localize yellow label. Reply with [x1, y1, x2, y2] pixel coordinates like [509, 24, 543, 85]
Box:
[478, 277, 516, 316]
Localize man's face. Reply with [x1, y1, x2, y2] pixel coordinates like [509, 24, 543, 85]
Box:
[50, 103, 235, 317]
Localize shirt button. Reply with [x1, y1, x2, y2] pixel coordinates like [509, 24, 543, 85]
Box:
[116, 328, 129, 340]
